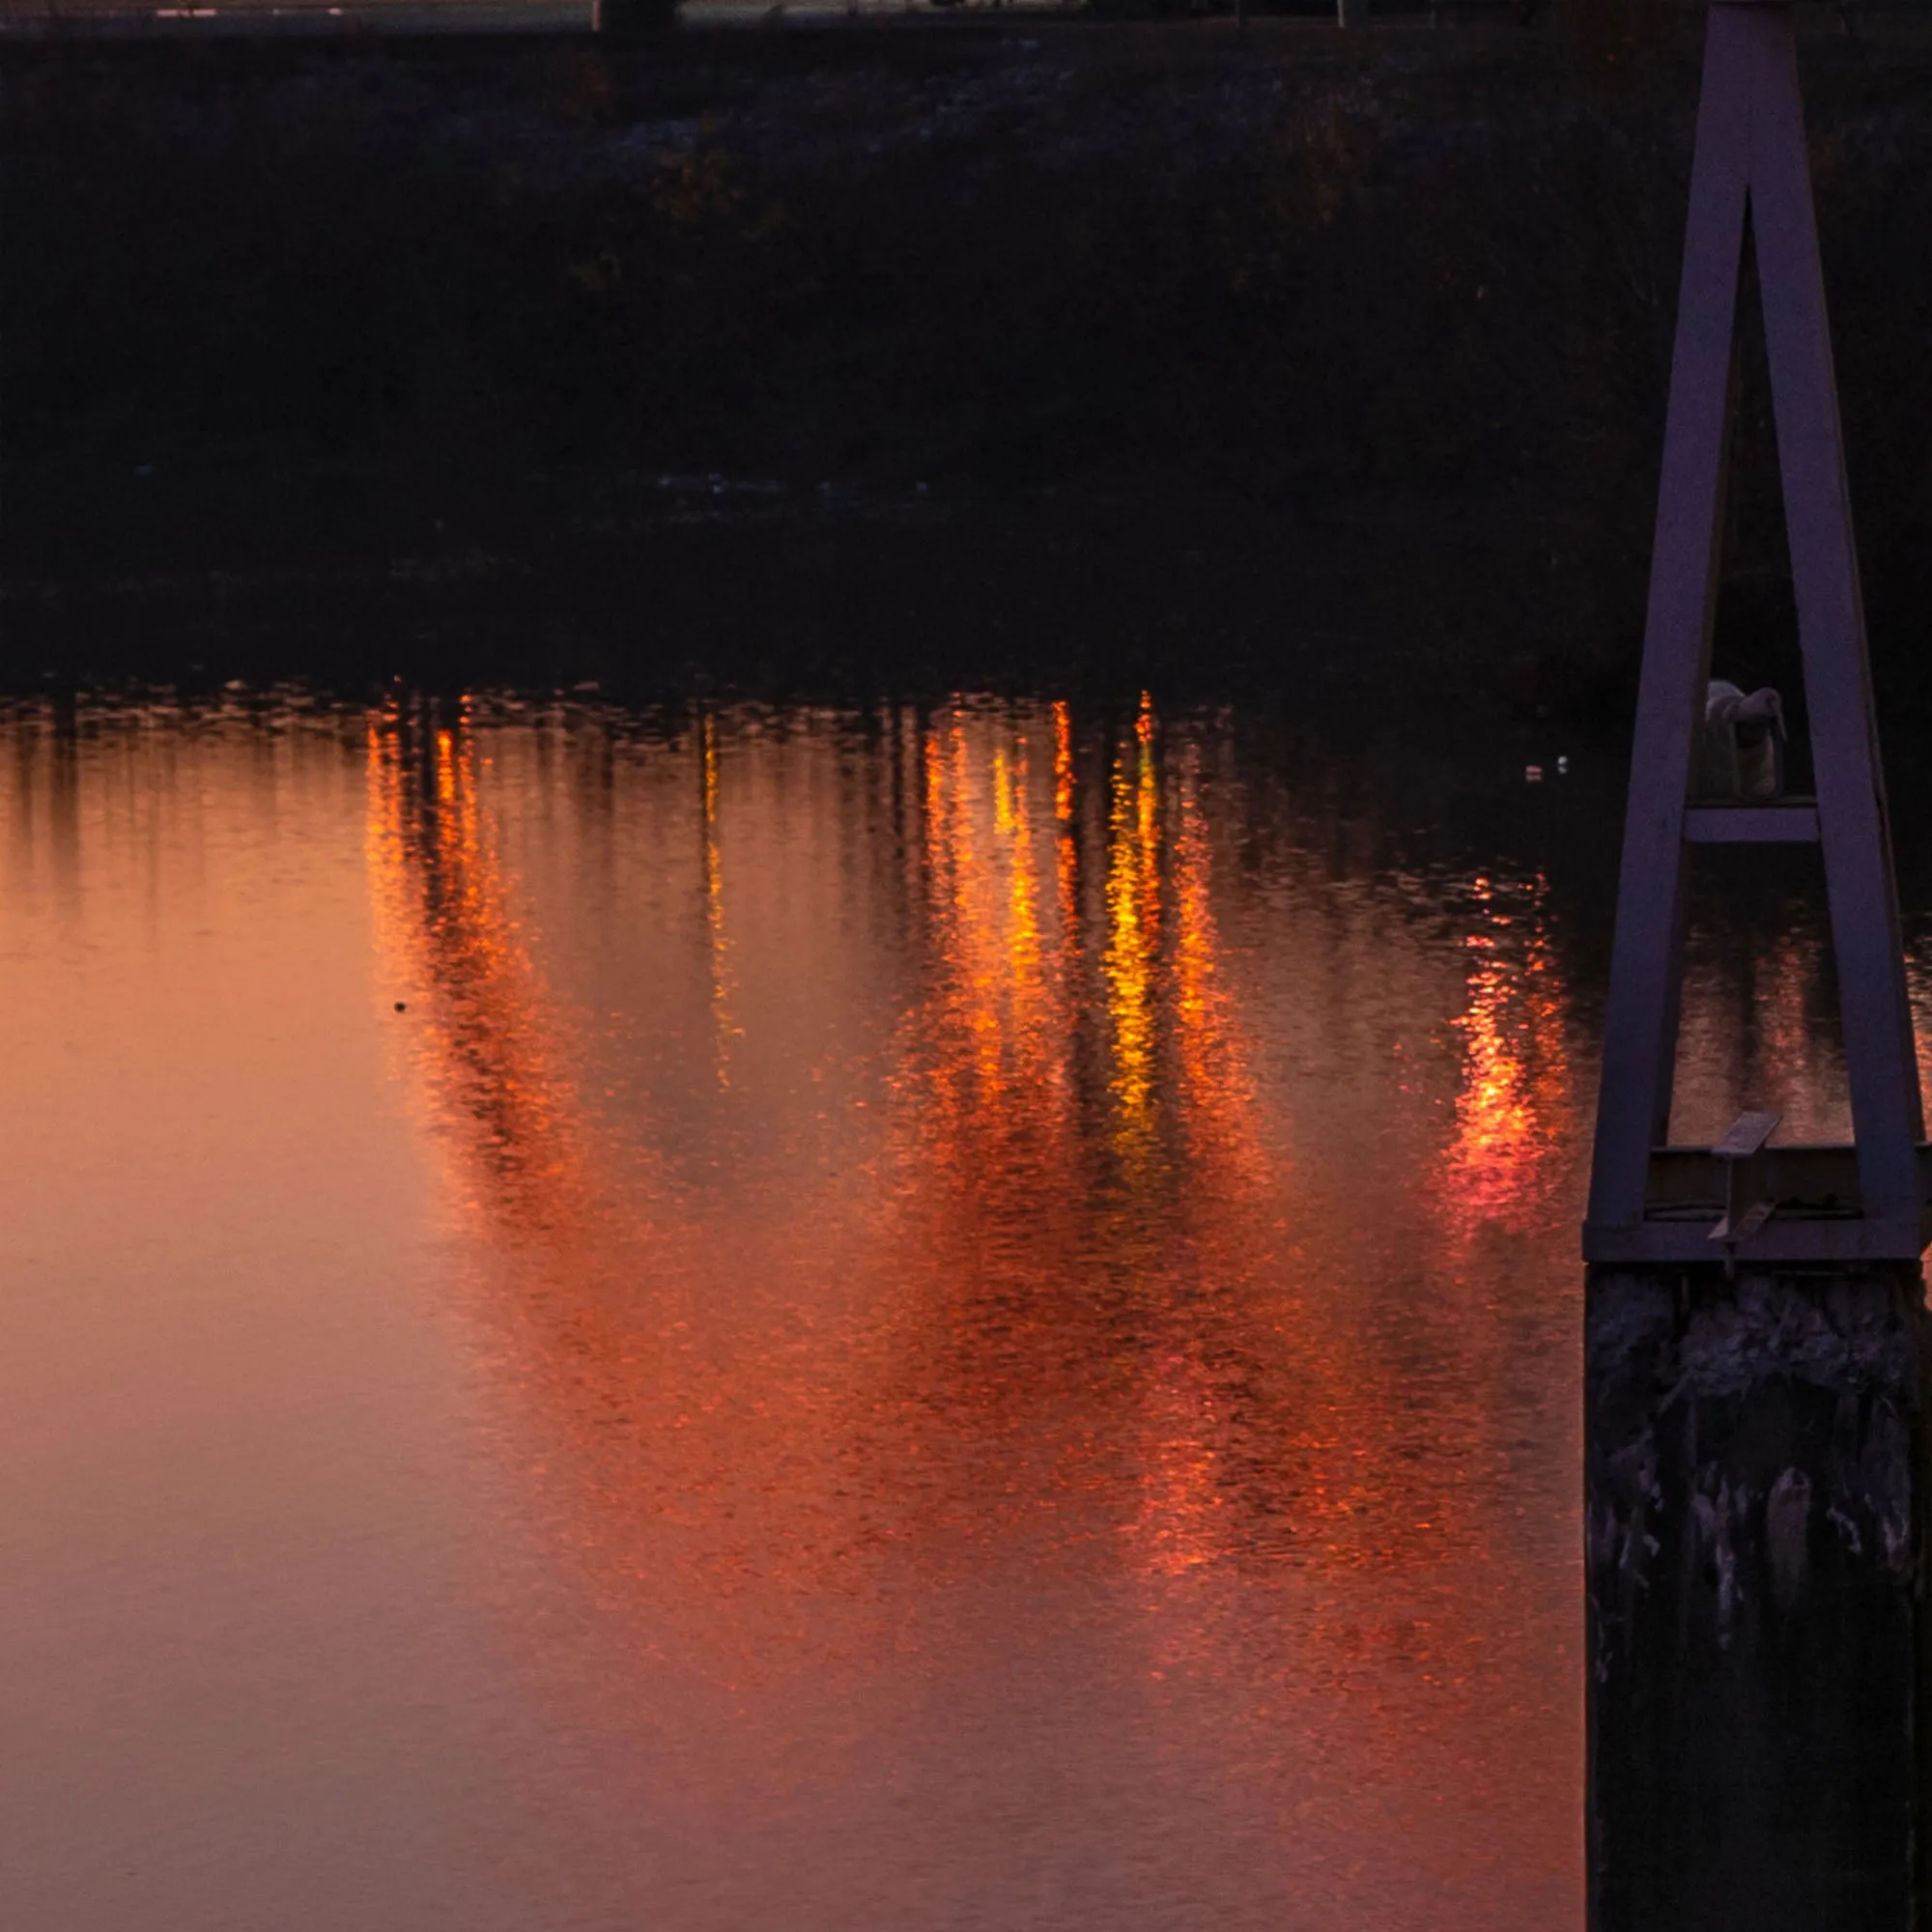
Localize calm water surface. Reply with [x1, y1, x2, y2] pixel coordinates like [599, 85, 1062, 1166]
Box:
[6, 692, 1917, 1931]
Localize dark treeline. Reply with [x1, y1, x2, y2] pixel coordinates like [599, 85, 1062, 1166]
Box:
[5, 17, 1932, 719]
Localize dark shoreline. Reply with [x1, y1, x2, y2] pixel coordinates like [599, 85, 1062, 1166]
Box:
[7, 18, 1932, 722]
[0, 460, 1608, 717]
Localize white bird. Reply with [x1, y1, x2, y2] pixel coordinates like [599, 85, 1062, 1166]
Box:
[1703, 679, 1786, 801]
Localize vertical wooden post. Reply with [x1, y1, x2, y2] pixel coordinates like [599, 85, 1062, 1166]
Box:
[1586, 1263, 1927, 1932]
[1745, 8, 1924, 1233]
[1586, 4, 1751, 1240]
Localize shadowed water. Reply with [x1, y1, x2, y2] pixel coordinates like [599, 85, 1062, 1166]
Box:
[7, 690, 1924, 1931]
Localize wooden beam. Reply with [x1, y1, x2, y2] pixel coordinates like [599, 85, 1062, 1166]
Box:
[1586, 8, 1751, 1234]
[1745, 2, 1926, 1219]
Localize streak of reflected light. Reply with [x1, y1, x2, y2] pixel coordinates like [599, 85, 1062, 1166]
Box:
[1053, 699, 1075, 826]
[1673, 924, 1847, 1143]
[366, 709, 598, 1236]
[699, 712, 736, 1090]
[1909, 947, 1932, 1110]
[1439, 871, 1574, 1239]
[1104, 696, 1161, 1154]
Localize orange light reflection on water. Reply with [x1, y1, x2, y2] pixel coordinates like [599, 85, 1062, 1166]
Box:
[46, 695, 1932, 1927]
[366, 711, 603, 1238]
[359, 696, 1585, 1927]
[699, 711, 736, 1090]
[1439, 871, 1574, 1240]
[37, 694, 1932, 1927]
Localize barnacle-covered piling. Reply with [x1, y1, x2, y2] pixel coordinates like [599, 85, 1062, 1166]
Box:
[1586, 1264, 1929, 1932]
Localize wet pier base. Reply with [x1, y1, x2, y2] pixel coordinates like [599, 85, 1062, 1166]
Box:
[1586, 1264, 1930, 1931]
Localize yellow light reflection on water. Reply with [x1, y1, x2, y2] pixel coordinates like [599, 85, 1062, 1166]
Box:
[699, 711, 736, 1090]
[1103, 696, 1161, 1148]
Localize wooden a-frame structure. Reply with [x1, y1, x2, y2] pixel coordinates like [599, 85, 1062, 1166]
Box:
[1583, 0, 1929, 1266]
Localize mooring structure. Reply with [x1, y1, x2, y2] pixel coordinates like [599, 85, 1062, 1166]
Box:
[1583, 0, 1926, 1271]
[1583, 5, 1931, 1924]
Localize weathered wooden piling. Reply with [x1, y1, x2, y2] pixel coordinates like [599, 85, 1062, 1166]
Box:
[1586, 1264, 1928, 1929]
[1582, 3, 1932, 1923]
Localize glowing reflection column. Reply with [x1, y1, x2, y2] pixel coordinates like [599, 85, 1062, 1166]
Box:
[1104, 696, 1162, 1158]
[698, 714, 736, 1091]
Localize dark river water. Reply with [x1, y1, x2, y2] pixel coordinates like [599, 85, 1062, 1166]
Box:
[6, 689, 1922, 1931]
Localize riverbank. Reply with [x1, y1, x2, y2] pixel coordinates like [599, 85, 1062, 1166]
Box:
[6, 17, 1932, 718]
